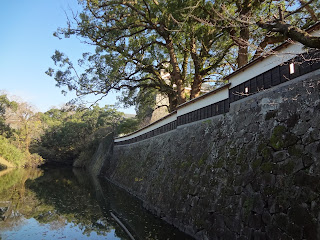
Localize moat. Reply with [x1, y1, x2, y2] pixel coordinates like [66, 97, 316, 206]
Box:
[0, 167, 193, 240]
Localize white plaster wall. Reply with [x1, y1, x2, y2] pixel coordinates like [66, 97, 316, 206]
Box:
[114, 113, 177, 142]
[177, 88, 229, 116]
[229, 29, 320, 88]
[115, 87, 229, 142]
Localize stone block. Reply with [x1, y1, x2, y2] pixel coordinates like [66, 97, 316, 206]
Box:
[262, 210, 271, 225]
[253, 230, 267, 240]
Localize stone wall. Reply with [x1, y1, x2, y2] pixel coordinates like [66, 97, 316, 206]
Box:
[102, 70, 320, 239]
[88, 133, 114, 176]
[73, 133, 114, 176]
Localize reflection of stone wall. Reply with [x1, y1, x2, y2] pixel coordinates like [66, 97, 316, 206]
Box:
[103, 70, 320, 239]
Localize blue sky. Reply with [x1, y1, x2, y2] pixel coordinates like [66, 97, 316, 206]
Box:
[0, 0, 135, 114]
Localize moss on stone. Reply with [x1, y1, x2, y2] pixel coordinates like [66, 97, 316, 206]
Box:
[261, 162, 274, 173]
[288, 146, 303, 157]
[212, 158, 224, 168]
[258, 142, 272, 159]
[252, 158, 262, 169]
[180, 155, 193, 170]
[236, 149, 247, 165]
[243, 198, 254, 219]
[263, 186, 279, 196]
[270, 125, 299, 150]
[265, 110, 278, 121]
[202, 119, 212, 125]
[270, 125, 287, 150]
[194, 216, 206, 229]
[229, 147, 237, 158]
[181, 161, 190, 169]
[198, 152, 209, 167]
[284, 161, 295, 175]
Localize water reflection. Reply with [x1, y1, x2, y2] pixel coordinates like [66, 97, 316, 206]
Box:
[0, 168, 193, 240]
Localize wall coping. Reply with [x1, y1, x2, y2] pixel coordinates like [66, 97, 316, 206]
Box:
[176, 83, 231, 110]
[114, 110, 177, 140]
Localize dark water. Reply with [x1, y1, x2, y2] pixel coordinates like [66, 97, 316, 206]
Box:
[0, 168, 193, 240]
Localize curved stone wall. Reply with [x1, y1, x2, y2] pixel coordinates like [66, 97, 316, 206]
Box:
[103, 70, 320, 239]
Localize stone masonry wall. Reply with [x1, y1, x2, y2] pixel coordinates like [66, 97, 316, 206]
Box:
[103, 70, 320, 239]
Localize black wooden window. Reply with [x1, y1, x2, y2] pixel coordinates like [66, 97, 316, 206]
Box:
[279, 64, 290, 83]
[271, 66, 280, 86]
[256, 74, 264, 91]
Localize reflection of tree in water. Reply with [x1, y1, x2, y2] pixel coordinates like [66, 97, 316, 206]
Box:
[0, 168, 43, 231]
[25, 168, 127, 238]
[0, 168, 128, 239]
[0, 168, 192, 240]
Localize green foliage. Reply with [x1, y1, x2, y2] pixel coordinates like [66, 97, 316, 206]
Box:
[0, 136, 43, 168]
[117, 118, 140, 135]
[118, 88, 157, 122]
[0, 169, 24, 194]
[47, 0, 320, 113]
[0, 168, 115, 237]
[0, 94, 17, 138]
[0, 135, 26, 168]
[0, 95, 45, 168]
[47, 0, 238, 111]
[35, 105, 135, 164]
[25, 153, 45, 168]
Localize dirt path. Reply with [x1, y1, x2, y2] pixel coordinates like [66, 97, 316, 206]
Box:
[0, 167, 14, 177]
[0, 156, 15, 169]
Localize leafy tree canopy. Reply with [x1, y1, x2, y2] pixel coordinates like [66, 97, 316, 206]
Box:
[0, 94, 17, 138]
[47, 0, 239, 111]
[35, 104, 136, 164]
[47, 0, 319, 114]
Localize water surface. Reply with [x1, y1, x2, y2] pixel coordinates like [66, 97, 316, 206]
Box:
[0, 168, 193, 240]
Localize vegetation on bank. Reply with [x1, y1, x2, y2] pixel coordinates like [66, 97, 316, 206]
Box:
[0, 93, 140, 168]
[0, 136, 26, 168]
[34, 105, 139, 165]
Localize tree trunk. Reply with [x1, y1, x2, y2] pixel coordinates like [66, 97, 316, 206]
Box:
[166, 38, 186, 106]
[168, 93, 178, 112]
[237, 26, 249, 67]
[190, 34, 203, 99]
[191, 74, 202, 99]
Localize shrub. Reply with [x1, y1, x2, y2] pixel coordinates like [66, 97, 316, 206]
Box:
[0, 136, 26, 168]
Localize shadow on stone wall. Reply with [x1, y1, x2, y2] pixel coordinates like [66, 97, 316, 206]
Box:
[102, 71, 320, 239]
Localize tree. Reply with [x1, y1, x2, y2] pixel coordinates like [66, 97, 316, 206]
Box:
[0, 94, 17, 138]
[192, 0, 268, 67]
[36, 105, 129, 164]
[196, 0, 320, 68]
[5, 102, 41, 153]
[184, 11, 234, 98]
[47, 0, 238, 112]
[48, 0, 183, 111]
[49, 0, 319, 113]
[0, 97, 44, 168]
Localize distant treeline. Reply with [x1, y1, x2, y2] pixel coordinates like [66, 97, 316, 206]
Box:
[0, 93, 139, 168]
